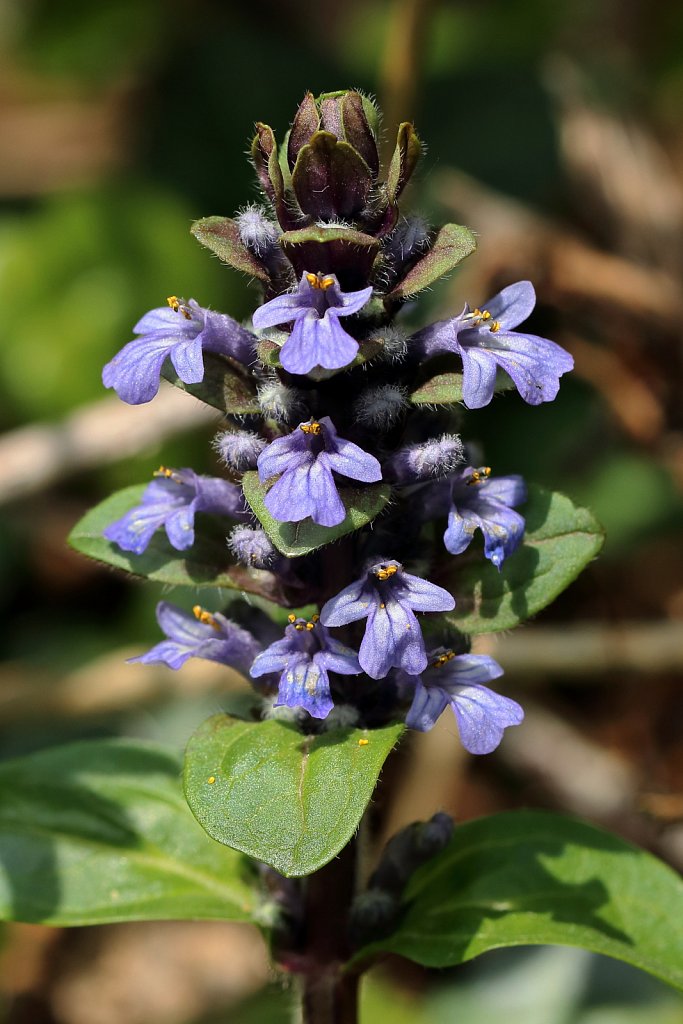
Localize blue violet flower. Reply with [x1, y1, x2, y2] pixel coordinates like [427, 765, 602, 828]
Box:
[251, 272, 372, 374]
[103, 296, 256, 405]
[413, 281, 574, 409]
[320, 560, 455, 679]
[103, 466, 246, 554]
[257, 416, 382, 527]
[401, 648, 524, 753]
[442, 466, 527, 569]
[249, 614, 361, 719]
[131, 602, 261, 673]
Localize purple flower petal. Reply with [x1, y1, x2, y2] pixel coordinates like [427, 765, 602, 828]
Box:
[257, 431, 310, 481]
[280, 312, 359, 374]
[448, 684, 524, 754]
[102, 333, 175, 405]
[485, 280, 536, 331]
[320, 580, 372, 626]
[459, 346, 500, 409]
[276, 659, 334, 719]
[169, 334, 205, 384]
[398, 572, 455, 612]
[405, 680, 450, 731]
[360, 601, 427, 679]
[131, 602, 261, 673]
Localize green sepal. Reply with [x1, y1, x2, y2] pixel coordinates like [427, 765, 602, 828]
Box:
[251, 122, 294, 228]
[387, 223, 476, 301]
[162, 351, 260, 415]
[280, 225, 379, 291]
[190, 216, 269, 282]
[242, 471, 391, 558]
[0, 739, 257, 925]
[410, 369, 515, 405]
[439, 484, 605, 634]
[291, 131, 373, 221]
[287, 91, 320, 170]
[184, 715, 404, 877]
[386, 121, 422, 204]
[351, 811, 683, 992]
[68, 484, 291, 603]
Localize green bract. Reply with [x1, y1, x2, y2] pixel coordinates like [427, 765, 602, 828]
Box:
[184, 715, 404, 876]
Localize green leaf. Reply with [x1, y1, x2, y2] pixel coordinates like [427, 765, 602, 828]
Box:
[68, 484, 290, 603]
[0, 740, 257, 925]
[352, 811, 683, 991]
[162, 351, 260, 415]
[410, 370, 515, 405]
[242, 471, 391, 558]
[439, 484, 604, 633]
[387, 223, 476, 301]
[190, 216, 269, 282]
[184, 715, 403, 877]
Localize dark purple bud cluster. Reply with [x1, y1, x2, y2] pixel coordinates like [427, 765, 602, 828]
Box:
[100, 89, 575, 749]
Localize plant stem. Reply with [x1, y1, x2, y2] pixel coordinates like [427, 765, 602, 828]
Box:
[299, 836, 360, 1024]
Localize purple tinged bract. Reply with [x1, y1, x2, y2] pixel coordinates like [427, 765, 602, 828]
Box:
[401, 648, 524, 752]
[441, 466, 527, 569]
[103, 467, 246, 554]
[102, 297, 256, 405]
[131, 601, 261, 674]
[251, 272, 372, 374]
[257, 416, 382, 527]
[250, 615, 361, 719]
[320, 559, 455, 680]
[412, 281, 574, 409]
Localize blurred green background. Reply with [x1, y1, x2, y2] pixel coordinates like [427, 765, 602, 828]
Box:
[0, 0, 682, 1020]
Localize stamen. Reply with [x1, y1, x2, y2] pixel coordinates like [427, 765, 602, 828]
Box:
[287, 614, 297, 623]
[375, 564, 398, 581]
[305, 272, 335, 290]
[295, 622, 305, 631]
[305, 622, 315, 631]
[464, 306, 499, 332]
[300, 421, 322, 435]
[193, 605, 220, 630]
[153, 465, 183, 483]
[431, 650, 455, 669]
[167, 295, 193, 320]
[311, 614, 320, 623]
[490, 320, 501, 333]
[466, 466, 491, 486]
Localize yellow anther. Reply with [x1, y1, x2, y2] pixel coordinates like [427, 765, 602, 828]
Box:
[207, 776, 216, 784]
[490, 320, 501, 333]
[193, 605, 220, 630]
[379, 602, 386, 609]
[358, 738, 369, 747]
[305, 621, 315, 631]
[431, 650, 456, 669]
[375, 564, 398, 581]
[311, 614, 320, 623]
[288, 613, 297, 623]
[167, 295, 192, 320]
[305, 272, 335, 290]
[300, 421, 322, 435]
[481, 310, 492, 320]
[294, 622, 305, 631]
[466, 466, 491, 486]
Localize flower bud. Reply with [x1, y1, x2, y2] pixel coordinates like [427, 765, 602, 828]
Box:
[369, 325, 408, 363]
[415, 811, 454, 856]
[383, 215, 431, 277]
[228, 525, 277, 569]
[348, 888, 400, 946]
[213, 429, 266, 472]
[236, 205, 280, 256]
[354, 384, 408, 430]
[257, 379, 307, 423]
[385, 434, 464, 483]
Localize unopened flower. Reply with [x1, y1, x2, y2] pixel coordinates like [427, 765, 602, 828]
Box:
[228, 524, 277, 568]
[320, 559, 454, 679]
[252, 272, 372, 374]
[213, 429, 266, 472]
[103, 297, 256, 405]
[257, 378, 307, 422]
[413, 281, 573, 409]
[235, 205, 279, 256]
[385, 434, 464, 483]
[354, 384, 409, 429]
[103, 467, 245, 554]
[257, 417, 382, 527]
[250, 614, 361, 718]
[444, 466, 526, 569]
[131, 601, 261, 673]
[401, 648, 523, 752]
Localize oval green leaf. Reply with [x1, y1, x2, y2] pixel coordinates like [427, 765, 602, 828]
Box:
[387, 223, 476, 301]
[184, 715, 404, 877]
[438, 484, 604, 634]
[242, 471, 391, 558]
[0, 740, 257, 925]
[162, 351, 260, 415]
[352, 810, 683, 991]
[191, 216, 269, 282]
[68, 484, 290, 602]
